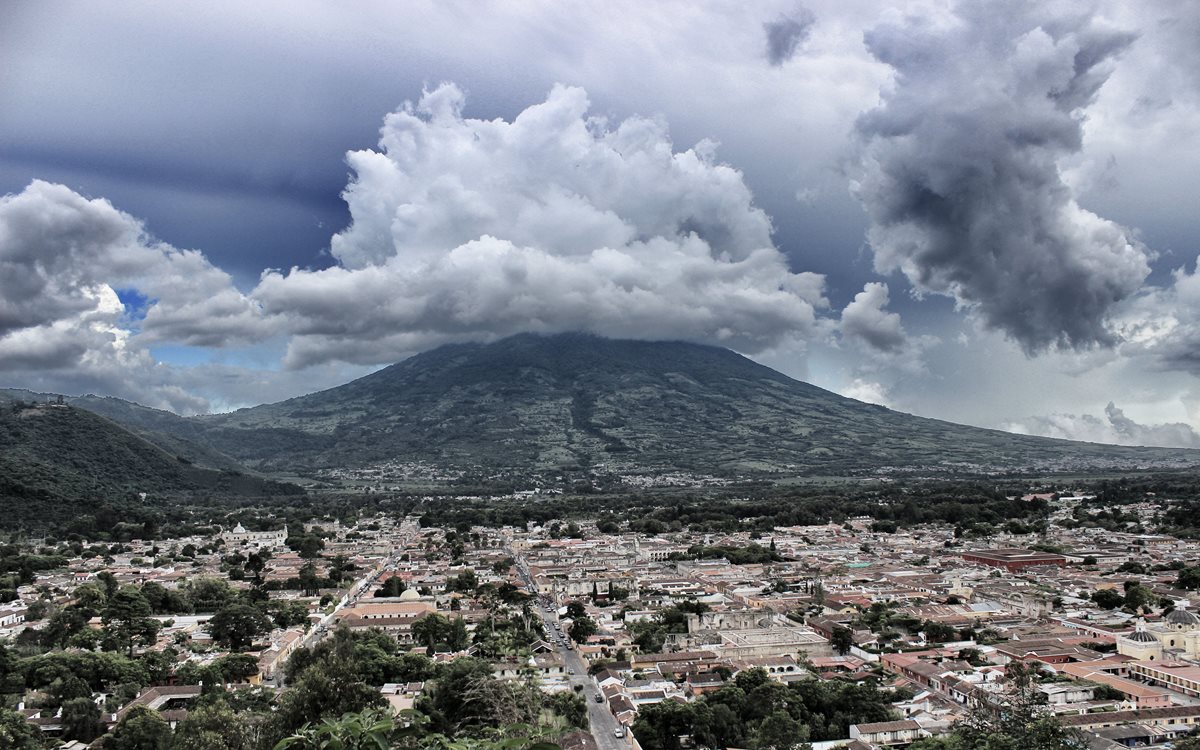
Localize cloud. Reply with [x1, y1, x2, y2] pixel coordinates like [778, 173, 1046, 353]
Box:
[840, 282, 907, 354]
[838, 281, 935, 371]
[256, 83, 829, 368]
[841, 378, 890, 407]
[0, 180, 265, 351]
[1110, 255, 1200, 375]
[1005, 401, 1200, 448]
[851, 1, 1151, 354]
[0, 180, 269, 412]
[764, 6, 816, 66]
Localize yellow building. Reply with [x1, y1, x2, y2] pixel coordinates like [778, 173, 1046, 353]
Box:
[1117, 620, 1163, 661]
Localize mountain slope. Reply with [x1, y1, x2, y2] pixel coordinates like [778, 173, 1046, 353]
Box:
[0, 397, 302, 527]
[0, 389, 245, 472]
[182, 333, 1198, 475]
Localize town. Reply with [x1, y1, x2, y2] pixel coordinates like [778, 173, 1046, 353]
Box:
[4, 486, 1200, 749]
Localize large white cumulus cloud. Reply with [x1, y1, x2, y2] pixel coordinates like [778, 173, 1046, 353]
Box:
[256, 84, 828, 368]
[852, 1, 1151, 354]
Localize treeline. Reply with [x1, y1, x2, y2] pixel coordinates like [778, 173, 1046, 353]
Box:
[413, 480, 1050, 534]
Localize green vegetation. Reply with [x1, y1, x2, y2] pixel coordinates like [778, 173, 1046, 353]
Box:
[632, 667, 908, 750]
[626, 602, 709, 653]
[0, 398, 301, 531]
[679, 543, 781, 564]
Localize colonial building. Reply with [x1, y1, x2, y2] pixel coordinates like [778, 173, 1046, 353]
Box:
[220, 523, 288, 548]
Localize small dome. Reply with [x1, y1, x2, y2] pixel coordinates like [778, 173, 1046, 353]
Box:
[1125, 620, 1159, 643]
[232, 523, 247, 533]
[1166, 609, 1200, 626]
[1125, 629, 1159, 643]
[399, 587, 420, 601]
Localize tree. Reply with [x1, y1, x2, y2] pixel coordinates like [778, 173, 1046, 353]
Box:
[412, 613, 450, 652]
[568, 616, 597, 643]
[183, 578, 237, 613]
[98, 571, 121, 598]
[326, 555, 351, 587]
[411, 613, 469, 652]
[1091, 589, 1125, 610]
[915, 662, 1086, 750]
[209, 603, 272, 651]
[447, 569, 478, 593]
[287, 534, 325, 559]
[565, 601, 587, 619]
[1091, 684, 1124, 701]
[275, 709, 396, 750]
[141, 582, 190, 614]
[103, 587, 161, 656]
[274, 657, 385, 737]
[298, 562, 321, 597]
[61, 696, 103, 742]
[172, 699, 264, 750]
[831, 625, 854, 655]
[213, 654, 261, 683]
[633, 700, 707, 750]
[922, 621, 958, 644]
[245, 551, 268, 583]
[74, 581, 109, 614]
[269, 600, 310, 629]
[544, 691, 587, 729]
[375, 577, 407, 597]
[102, 705, 172, 750]
[1177, 566, 1200, 590]
[0, 706, 45, 750]
[446, 617, 470, 652]
[415, 658, 542, 735]
[1124, 583, 1156, 612]
[755, 710, 808, 750]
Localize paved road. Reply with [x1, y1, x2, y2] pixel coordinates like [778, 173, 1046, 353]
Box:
[297, 553, 399, 650]
[516, 557, 630, 750]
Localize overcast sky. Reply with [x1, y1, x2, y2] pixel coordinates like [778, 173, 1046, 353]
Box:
[2, 0, 1199, 448]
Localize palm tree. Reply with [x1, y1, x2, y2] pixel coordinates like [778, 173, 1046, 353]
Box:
[274, 709, 395, 750]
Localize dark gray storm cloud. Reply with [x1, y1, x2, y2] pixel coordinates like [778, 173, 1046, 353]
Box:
[764, 6, 816, 66]
[852, 1, 1150, 354]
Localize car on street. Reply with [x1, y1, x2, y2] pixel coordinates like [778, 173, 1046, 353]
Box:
[594, 694, 603, 703]
[613, 728, 625, 738]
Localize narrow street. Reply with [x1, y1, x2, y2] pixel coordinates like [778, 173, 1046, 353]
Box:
[517, 557, 630, 750]
[297, 552, 399, 652]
